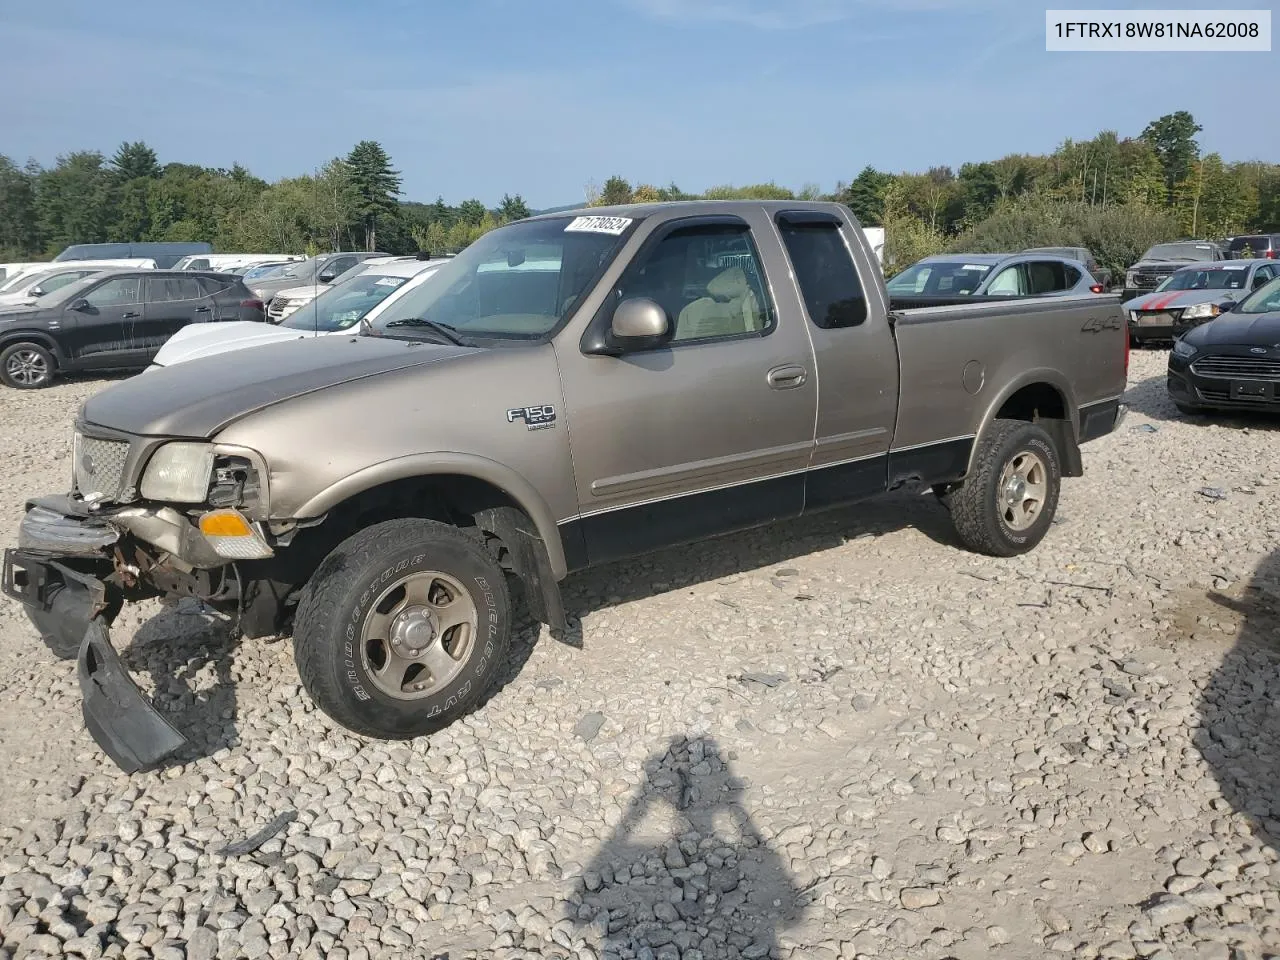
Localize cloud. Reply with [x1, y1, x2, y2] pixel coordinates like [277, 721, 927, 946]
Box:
[626, 0, 1002, 29]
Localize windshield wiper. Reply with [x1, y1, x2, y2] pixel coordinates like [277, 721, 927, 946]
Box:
[382, 318, 469, 345]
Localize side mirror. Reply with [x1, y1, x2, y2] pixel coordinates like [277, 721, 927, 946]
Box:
[318, 271, 336, 284]
[29, 287, 45, 297]
[68, 298, 90, 312]
[611, 297, 670, 343]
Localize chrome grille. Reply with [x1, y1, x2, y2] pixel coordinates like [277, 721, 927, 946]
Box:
[1190, 356, 1280, 381]
[267, 297, 290, 321]
[73, 433, 129, 501]
[1132, 309, 1181, 327]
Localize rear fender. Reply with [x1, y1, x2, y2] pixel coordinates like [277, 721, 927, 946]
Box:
[968, 370, 1083, 479]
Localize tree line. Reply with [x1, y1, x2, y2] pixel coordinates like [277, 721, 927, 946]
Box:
[586, 112, 1280, 278]
[0, 139, 532, 261]
[1, 112, 1276, 281]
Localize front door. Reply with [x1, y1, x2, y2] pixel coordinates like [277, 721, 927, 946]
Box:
[556, 214, 818, 567]
[61, 276, 143, 368]
[140, 275, 209, 356]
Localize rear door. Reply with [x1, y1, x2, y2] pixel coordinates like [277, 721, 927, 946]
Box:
[556, 212, 818, 565]
[774, 210, 899, 509]
[140, 275, 210, 354]
[60, 275, 143, 367]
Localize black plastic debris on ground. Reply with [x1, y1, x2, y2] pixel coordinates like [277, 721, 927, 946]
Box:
[216, 810, 298, 857]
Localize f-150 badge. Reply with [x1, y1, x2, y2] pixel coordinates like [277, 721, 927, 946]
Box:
[507, 405, 557, 430]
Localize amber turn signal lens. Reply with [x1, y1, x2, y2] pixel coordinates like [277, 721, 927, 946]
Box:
[199, 510, 253, 538]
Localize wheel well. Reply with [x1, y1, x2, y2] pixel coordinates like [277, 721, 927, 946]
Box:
[988, 381, 1082, 479]
[238, 474, 537, 635]
[0, 332, 62, 366]
[995, 382, 1066, 422]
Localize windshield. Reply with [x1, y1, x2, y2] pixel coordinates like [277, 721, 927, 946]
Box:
[244, 262, 291, 280]
[282, 271, 427, 332]
[1238, 276, 1280, 314]
[0, 270, 37, 293]
[886, 260, 993, 295]
[1143, 242, 1216, 262]
[368, 216, 635, 341]
[1155, 266, 1252, 293]
[21, 274, 102, 307]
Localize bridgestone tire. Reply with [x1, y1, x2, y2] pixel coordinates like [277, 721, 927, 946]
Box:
[292, 518, 511, 739]
[950, 419, 1061, 558]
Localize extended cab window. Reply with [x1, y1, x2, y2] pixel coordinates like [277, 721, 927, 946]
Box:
[776, 217, 867, 328]
[617, 222, 774, 342]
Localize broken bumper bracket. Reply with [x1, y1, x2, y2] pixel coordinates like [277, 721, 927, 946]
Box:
[79, 619, 188, 774]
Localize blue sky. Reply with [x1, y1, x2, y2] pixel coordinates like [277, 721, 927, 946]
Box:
[0, 0, 1274, 208]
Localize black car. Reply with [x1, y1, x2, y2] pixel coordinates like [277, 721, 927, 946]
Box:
[1167, 274, 1280, 415]
[0, 270, 265, 389]
[1122, 240, 1224, 301]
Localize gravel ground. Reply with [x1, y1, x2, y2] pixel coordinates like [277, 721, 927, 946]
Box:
[1, 349, 1278, 960]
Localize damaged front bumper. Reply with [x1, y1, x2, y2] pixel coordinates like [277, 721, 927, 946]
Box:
[3, 502, 193, 772]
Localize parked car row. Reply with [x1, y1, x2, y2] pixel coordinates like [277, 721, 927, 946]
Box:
[0, 270, 264, 388]
[886, 251, 1108, 299]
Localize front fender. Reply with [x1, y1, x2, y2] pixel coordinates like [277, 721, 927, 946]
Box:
[290, 451, 570, 579]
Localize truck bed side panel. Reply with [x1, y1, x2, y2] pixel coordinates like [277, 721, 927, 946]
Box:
[890, 296, 1127, 460]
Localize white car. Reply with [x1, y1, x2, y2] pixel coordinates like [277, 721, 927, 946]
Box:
[149, 258, 445, 368]
[0, 259, 158, 306]
[172, 253, 304, 272]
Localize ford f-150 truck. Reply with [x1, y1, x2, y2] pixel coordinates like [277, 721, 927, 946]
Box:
[2, 201, 1129, 771]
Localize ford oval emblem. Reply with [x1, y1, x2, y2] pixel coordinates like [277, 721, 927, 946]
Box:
[1250, 347, 1268, 355]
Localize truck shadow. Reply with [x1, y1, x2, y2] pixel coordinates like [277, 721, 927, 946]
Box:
[1196, 550, 1280, 851]
[121, 599, 240, 767]
[561, 734, 801, 955]
[1124, 365, 1280, 431]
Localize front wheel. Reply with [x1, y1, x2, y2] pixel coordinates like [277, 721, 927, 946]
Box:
[0, 342, 56, 389]
[949, 419, 1061, 557]
[292, 518, 512, 739]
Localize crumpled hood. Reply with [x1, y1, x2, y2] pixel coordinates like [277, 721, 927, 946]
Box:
[151, 321, 328, 367]
[81, 335, 477, 438]
[1124, 289, 1240, 311]
[1187, 310, 1280, 348]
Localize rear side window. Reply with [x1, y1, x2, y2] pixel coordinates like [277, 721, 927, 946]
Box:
[1063, 265, 1082, 288]
[145, 277, 204, 302]
[776, 216, 867, 328]
[197, 276, 234, 296]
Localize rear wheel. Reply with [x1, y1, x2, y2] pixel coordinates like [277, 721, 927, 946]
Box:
[292, 518, 511, 739]
[0, 342, 55, 389]
[950, 419, 1061, 557]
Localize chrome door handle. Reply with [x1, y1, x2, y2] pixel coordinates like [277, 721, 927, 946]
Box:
[767, 364, 807, 390]
[122, 311, 140, 319]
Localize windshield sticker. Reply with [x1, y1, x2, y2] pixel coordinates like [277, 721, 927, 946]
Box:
[565, 216, 633, 236]
[1221, 265, 1247, 270]
[961, 264, 987, 271]
[374, 277, 406, 286]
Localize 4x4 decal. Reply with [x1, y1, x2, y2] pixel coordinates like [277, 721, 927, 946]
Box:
[1082, 313, 1123, 332]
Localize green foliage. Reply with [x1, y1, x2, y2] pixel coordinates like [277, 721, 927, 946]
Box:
[881, 179, 946, 276]
[110, 141, 160, 181]
[836, 166, 895, 226]
[947, 195, 1180, 282]
[1142, 111, 1202, 195]
[345, 140, 402, 251]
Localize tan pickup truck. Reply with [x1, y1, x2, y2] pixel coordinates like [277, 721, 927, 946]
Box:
[3, 201, 1129, 770]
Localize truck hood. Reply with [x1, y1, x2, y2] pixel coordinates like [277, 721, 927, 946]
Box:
[82, 335, 477, 438]
[272, 285, 322, 302]
[1186, 311, 1280, 348]
[1124, 289, 1240, 311]
[151, 321, 327, 368]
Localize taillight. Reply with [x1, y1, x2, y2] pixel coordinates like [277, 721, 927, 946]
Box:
[1090, 283, 1105, 293]
[1267, 250, 1276, 259]
[1123, 317, 1130, 377]
[241, 299, 264, 311]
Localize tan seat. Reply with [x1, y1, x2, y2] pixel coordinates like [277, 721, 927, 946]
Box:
[675, 266, 762, 341]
